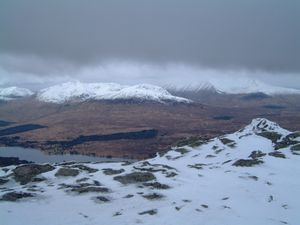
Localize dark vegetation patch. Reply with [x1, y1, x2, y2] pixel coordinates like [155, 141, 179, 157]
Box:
[0, 156, 32, 167]
[0, 124, 47, 137]
[257, 132, 282, 143]
[174, 136, 209, 148]
[46, 129, 158, 148]
[0, 120, 14, 127]
[220, 138, 236, 147]
[222, 160, 232, 165]
[132, 161, 177, 178]
[113, 211, 122, 216]
[139, 209, 157, 215]
[59, 181, 108, 194]
[166, 172, 178, 178]
[213, 116, 233, 121]
[206, 154, 216, 158]
[248, 175, 259, 181]
[268, 152, 286, 158]
[232, 159, 264, 167]
[94, 196, 110, 203]
[0, 178, 9, 185]
[248, 150, 266, 159]
[275, 133, 299, 150]
[142, 193, 164, 200]
[123, 194, 134, 198]
[0, 191, 34, 201]
[71, 186, 110, 194]
[263, 105, 286, 110]
[143, 182, 170, 190]
[114, 172, 156, 184]
[188, 163, 207, 170]
[32, 177, 47, 182]
[102, 168, 125, 175]
[174, 148, 190, 155]
[241, 92, 270, 100]
[55, 168, 79, 177]
[71, 165, 98, 173]
[13, 164, 55, 185]
[291, 144, 300, 151]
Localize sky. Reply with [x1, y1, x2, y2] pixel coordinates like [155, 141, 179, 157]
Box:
[0, 0, 299, 89]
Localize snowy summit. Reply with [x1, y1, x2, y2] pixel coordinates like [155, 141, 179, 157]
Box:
[0, 87, 34, 101]
[37, 82, 192, 104]
[1, 118, 299, 225]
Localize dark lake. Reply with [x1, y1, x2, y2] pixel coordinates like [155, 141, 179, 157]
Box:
[0, 146, 133, 164]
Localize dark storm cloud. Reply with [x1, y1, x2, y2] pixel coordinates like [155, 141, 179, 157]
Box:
[0, 0, 299, 72]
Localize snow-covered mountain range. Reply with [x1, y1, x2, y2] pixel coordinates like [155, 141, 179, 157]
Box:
[172, 79, 300, 95]
[37, 82, 191, 104]
[1, 79, 300, 103]
[0, 87, 34, 101]
[1, 118, 299, 225]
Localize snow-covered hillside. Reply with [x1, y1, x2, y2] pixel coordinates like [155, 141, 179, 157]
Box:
[1, 118, 299, 225]
[0, 87, 34, 101]
[37, 82, 191, 104]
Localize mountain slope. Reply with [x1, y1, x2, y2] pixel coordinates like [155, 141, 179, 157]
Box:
[0, 87, 34, 101]
[37, 82, 191, 104]
[1, 118, 299, 225]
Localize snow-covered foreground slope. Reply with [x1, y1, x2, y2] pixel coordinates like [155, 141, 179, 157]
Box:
[37, 82, 191, 103]
[1, 118, 300, 225]
[0, 87, 34, 101]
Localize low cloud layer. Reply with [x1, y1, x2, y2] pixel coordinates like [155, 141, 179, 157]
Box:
[0, 1, 299, 89]
[1, 54, 299, 91]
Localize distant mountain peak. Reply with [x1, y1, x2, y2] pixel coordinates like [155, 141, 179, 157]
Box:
[37, 81, 192, 104]
[0, 86, 34, 101]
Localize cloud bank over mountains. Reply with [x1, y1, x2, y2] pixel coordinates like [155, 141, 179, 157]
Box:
[0, 0, 299, 89]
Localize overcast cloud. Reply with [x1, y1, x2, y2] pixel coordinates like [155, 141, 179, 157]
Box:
[0, 0, 299, 89]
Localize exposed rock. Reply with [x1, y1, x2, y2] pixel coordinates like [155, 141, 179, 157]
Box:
[248, 150, 266, 159]
[142, 193, 164, 200]
[268, 151, 286, 158]
[1, 191, 34, 201]
[13, 164, 55, 185]
[232, 159, 264, 167]
[102, 168, 125, 175]
[55, 168, 79, 177]
[114, 172, 156, 184]
[139, 209, 157, 215]
[143, 182, 170, 189]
